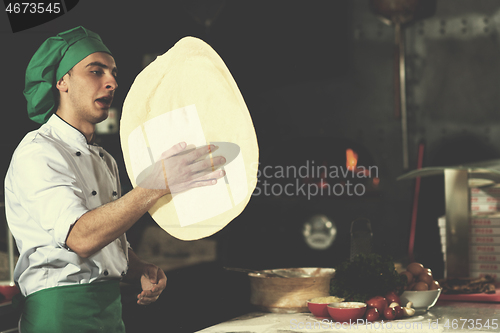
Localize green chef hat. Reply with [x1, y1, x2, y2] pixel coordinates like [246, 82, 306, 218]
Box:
[24, 26, 112, 124]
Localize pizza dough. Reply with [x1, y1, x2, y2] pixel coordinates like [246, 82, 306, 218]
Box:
[120, 37, 259, 240]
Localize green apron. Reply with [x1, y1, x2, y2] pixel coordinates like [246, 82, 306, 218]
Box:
[17, 280, 125, 333]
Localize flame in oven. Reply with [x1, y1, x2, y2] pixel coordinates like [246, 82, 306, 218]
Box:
[346, 149, 358, 171]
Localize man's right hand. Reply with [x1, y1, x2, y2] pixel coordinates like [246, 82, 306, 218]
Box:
[137, 142, 226, 195]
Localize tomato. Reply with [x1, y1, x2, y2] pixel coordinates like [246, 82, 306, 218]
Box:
[366, 296, 387, 314]
[394, 306, 404, 319]
[365, 307, 380, 322]
[383, 307, 396, 320]
[385, 291, 401, 306]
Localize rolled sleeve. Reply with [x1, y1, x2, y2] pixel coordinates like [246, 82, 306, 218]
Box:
[10, 140, 90, 249]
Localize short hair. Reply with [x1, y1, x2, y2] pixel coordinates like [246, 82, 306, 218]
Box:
[53, 68, 73, 110]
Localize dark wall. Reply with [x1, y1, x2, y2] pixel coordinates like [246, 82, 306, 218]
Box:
[3, 0, 500, 284]
[0, 0, 351, 191]
[0, 0, 353, 256]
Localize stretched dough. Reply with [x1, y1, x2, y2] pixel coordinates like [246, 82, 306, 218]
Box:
[120, 37, 259, 240]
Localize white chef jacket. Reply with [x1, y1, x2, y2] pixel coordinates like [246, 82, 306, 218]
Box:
[4, 114, 129, 297]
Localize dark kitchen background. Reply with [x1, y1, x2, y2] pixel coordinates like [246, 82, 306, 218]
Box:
[1, 0, 500, 331]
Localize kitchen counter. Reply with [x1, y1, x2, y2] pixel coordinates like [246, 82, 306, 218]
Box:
[196, 300, 500, 332]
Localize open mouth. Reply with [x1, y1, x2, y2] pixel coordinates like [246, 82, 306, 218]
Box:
[96, 96, 112, 108]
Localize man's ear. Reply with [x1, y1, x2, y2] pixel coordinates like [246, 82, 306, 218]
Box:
[56, 75, 69, 92]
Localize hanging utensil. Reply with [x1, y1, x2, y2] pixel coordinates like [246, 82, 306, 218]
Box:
[408, 142, 425, 263]
[369, 0, 436, 170]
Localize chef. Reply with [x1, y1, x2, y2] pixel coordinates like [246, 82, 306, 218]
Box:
[4, 26, 226, 332]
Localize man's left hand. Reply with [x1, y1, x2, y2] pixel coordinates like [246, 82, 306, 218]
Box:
[137, 263, 167, 305]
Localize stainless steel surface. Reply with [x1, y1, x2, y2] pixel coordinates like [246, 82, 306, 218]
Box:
[197, 301, 500, 332]
[444, 169, 470, 278]
[368, 0, 434, 170]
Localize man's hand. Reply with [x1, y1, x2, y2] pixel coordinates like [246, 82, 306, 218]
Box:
[137, 263, 167, 305]
[124, 249, 167, 305]
[137, 142, 226, 195]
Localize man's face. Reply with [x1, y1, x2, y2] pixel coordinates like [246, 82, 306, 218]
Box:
[62, 52, 118, 124]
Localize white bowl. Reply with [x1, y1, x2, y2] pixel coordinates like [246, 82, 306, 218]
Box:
[400, 289, 442, 313]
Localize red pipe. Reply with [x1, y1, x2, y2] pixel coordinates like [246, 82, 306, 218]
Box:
[408, 142, 425, 263]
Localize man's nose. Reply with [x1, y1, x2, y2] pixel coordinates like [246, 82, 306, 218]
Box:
[105, 76, 118, 91]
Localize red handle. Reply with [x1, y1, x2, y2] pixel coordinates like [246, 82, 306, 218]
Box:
[408, 143, 425, 262]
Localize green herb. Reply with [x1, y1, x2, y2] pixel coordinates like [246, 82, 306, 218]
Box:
[330, 253, 406, 302]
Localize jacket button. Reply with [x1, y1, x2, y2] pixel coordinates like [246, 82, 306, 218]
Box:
[99, 152, 104, 158]
[121, 271, 126, 277]
[76, 152, 81, 156]
[91, 190, 97, 196]
[104, 270, 109, 276]
[112, 191, 118, 196]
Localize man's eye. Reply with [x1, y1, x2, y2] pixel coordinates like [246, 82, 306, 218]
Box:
[91, 70, 103, 75]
